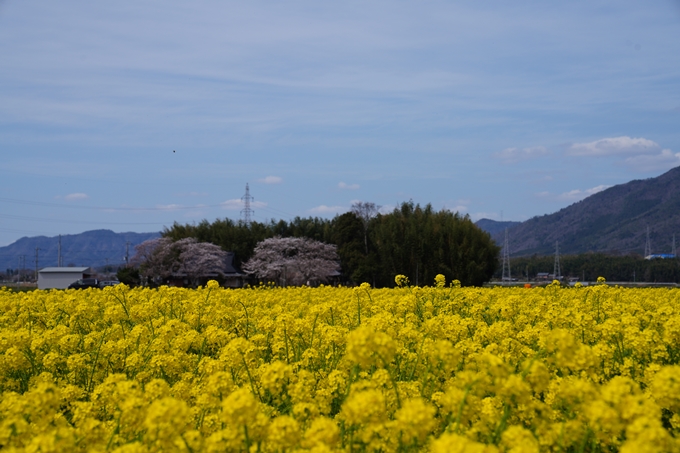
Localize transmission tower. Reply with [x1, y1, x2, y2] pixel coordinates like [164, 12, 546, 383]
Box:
[553, 241, 561, 280]
[241, 183, 254, 226]
[501, 228, 511, 281]
[645, 226, 652, 258]
[672, 234, 677, 257]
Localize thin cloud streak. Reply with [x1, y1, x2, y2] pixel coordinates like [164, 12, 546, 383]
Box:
[64, 193, 89, 201]
[495, 146, 549, 163]
[258, 176, 283, 184]
[338, 182, 360, 190]
[567, 137, 659, 157]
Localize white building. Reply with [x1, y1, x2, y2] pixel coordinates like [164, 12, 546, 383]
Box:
[37, 267, 94, 289]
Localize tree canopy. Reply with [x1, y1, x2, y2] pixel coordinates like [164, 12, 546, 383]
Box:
[162, 201, 500, 286]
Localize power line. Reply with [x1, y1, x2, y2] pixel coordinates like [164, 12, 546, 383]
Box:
[0, 197, 225, 212]
[1, 197, 301, 223]
[0, 213, 170, 226]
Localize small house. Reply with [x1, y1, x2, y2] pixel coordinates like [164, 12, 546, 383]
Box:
[38, 267, 94, 290]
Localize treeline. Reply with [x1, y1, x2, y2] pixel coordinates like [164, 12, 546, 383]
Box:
[500, 253, 680, 283]
[163, 201, 500, 287]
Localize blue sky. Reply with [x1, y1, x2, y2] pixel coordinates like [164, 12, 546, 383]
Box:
[1, 0, 679, 246]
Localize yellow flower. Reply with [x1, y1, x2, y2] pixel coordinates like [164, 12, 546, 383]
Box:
[220, 387, 259, 427]
[259, 360, 292, 395]
[431, 433, 495, 453]
[649, 365, 680, 412]
[302, 417, 340, 448]
[501, 425, 540, 453]
[394, 398, 436, 443]
[267, 415, 301, 450]
[345, 325, 396, 368]
[395, 275, 409, 287]
[340, 387, 386, 426]
[207, 280, 220, 289]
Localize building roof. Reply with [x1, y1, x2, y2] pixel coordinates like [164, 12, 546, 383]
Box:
[645, 254, 676, 260]
[39, 267, 92, 273]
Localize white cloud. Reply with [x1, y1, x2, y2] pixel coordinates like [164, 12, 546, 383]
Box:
[566, 137, 680, 173]
[567, 136, 660, 156]
[64, 193, 88, 200]
[623, 149, 680, 172]
[258, 176, 283, 184]
[221, 199, 267, 210]
[443, 204, 468, 213]
[309, 205, 347, 214]
[338, 181, 360, 190]
[495, 146, 549, 163]
[156, 204, 183, 211]
[559, 184, 610, 200]
[538, 185, 611, 202]
[221, 199, 242, 210]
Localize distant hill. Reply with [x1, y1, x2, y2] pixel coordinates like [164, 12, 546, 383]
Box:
[0, 230, 160, 271]
[475, 219, 521, 237]
[492, 166, 680, 256]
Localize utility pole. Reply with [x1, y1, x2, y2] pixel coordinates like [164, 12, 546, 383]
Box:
[673, 234, 677, 257]
[20, 255, 26, 284]
[34, 247, 40, 282]
[501, 228, 511, 281]
[58, 234, 62, 267]
[125, 241, 131, 267]
[241, 183, 254, 226]
[553, 241, 561, 280]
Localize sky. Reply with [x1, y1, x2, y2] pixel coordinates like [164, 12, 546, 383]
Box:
[1, 0, 680, 246]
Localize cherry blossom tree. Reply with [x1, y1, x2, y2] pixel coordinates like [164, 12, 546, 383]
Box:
[243, 236, 340, 286]
[174, 238, 229, 287]
[131, 237, 228, 286]
[130, 237, 174, 282]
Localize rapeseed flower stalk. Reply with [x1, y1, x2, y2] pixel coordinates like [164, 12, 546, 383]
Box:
[1, 281, 680, 451]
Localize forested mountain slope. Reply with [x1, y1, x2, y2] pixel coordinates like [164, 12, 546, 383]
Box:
[480, 166, 680, 256]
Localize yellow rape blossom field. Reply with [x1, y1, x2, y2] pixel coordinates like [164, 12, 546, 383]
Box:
[1, 277, 680, 452]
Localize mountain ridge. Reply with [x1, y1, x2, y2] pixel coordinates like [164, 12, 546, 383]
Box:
[477, 166, 680, 256]
[0, 229, 160, 271]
